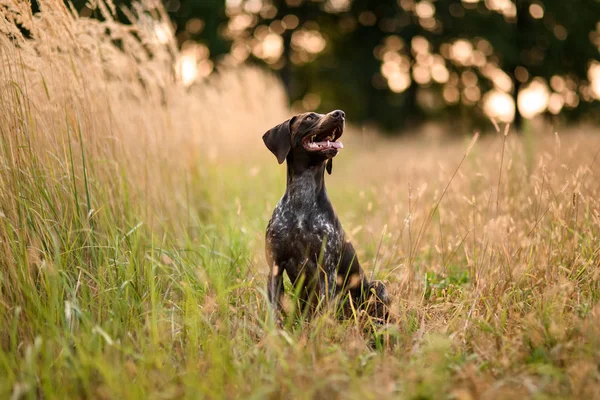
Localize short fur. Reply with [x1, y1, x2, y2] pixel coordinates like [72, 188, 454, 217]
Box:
[263, 110, 389, 325]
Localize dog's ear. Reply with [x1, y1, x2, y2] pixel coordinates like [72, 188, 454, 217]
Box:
[326, 159, 333, 175]
[263, 117, 295, 164]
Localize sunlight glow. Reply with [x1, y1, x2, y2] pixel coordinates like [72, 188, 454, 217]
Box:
[481, 65, 513, 93]
[230, 41, 250, 63]
[413, 64, 431, 85]
[227, 14, 256, 35]
[547, 93, 564, 114]
[176, 44, 213, 86]
[415, 1, 435, 19]
[517, 78, 550, 119]
[282, 14, 299, 30]
[483, 90, 515, 122]
[450, 39, 473, 66]
[550, 75, 566, 92]
[412, 36, 430, 54]
[463, 86, 481, 103]
[529, 3, 544, 19]
[325, 0, 351, 13]
[178, 54, 198, 86]
[186, 19, 204, 34]
[485, 0, 516, 18]
[443, 85, 460, 104]
[243, 0, 263, 14]
[291, 30, 327, 54]
[431, 63, 449, 83]
[399, 0, 415, 11]
[379, 35, 414, 94]
[153, 23, 172, 45]
[564, 91, 579, 108]
[388, 72, 411, 93]
[554, 25, 568, 40]
[260, 33, 284, 62]
[226, 0, 242, 8]
[589, 61, 600, 99]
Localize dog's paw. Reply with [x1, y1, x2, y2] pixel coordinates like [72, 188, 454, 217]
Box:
[364, 280, 390, 321]
[369, 280, 389, 305]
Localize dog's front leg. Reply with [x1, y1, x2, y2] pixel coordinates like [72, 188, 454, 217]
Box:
[317, 271, 329, 308]
[318, 267, 337, 303]
[267, 264, 284, 327]
[337, 241, 370, 299]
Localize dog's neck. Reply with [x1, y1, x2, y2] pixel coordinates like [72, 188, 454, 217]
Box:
[285, 161, 327, 207]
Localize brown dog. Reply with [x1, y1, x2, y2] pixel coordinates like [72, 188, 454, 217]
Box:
[263, 110, 389, 324]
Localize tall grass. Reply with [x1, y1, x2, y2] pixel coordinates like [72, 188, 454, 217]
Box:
[2, 0, 600, 398]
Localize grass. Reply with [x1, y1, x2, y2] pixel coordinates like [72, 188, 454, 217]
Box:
[2, 1, 600, 399]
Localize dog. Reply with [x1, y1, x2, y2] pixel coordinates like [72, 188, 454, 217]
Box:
[263, 110, 389, 325]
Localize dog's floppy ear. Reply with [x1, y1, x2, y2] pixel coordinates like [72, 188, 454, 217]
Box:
[263, 117, 295, 164]
[326, 159, 333, 175]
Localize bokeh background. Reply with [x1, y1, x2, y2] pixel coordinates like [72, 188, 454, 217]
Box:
[71, 0, 600, 132]
[4, 1, 600, 397]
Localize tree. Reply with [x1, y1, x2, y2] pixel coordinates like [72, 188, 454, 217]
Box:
[65, 0, 600, 132]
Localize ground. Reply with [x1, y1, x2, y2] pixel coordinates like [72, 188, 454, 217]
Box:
[2, 2, 600, 398]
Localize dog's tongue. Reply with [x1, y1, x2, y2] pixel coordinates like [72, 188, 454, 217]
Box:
[316, 140, 343, 149]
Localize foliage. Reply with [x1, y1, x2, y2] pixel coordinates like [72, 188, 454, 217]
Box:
[3, 1, 600, 399]
[228, 0, 600, 131]
[63, 0, 600, 131]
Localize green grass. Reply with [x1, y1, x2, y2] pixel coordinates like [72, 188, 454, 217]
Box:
[3, 127, 600, 399]
[3, 1, 600, 398]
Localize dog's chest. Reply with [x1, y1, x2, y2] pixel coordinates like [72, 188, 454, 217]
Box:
[267, 194, 342, 264]
[270, 203, 335, 241]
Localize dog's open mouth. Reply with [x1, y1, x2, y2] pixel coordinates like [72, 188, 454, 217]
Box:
[302, 126, 344, 152]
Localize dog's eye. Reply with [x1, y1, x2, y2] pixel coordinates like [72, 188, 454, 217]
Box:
[305, 115, 314, 121]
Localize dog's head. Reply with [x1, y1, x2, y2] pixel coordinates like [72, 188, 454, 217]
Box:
[262, 110, 345, 174]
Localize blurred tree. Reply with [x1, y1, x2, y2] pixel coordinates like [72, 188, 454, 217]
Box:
[167, 0, 229, 56]
[66, 0, 229, 58]
[521, 0, 600, 120]
[64, 0, 600, 132]
[217, 0, 600, 131]
[448, 0, 600, 130]
[223, 0, 426, 128]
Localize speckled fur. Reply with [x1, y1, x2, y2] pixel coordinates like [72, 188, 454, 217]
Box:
[263, 111, 389, 323]
[266, 165, 344, 303]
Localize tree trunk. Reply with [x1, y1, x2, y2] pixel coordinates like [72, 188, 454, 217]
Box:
[512, 0, 530, 133]
[280, 30, 293, 100]
[513, 78, 522, 132]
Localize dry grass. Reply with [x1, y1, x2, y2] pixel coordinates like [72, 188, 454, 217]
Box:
[2, 1, 600, 399]
[0, 0, 287, 230]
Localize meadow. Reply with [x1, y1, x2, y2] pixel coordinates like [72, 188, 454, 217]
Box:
[1, 1, 600, 398]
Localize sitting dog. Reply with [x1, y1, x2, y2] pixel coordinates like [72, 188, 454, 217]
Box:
[263, 110, 389, 324]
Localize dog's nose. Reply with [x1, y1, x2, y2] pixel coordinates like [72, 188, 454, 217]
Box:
[331, 110, 345, 120]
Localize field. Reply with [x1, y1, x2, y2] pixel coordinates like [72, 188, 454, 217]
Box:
[2, 1, 600, 399]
